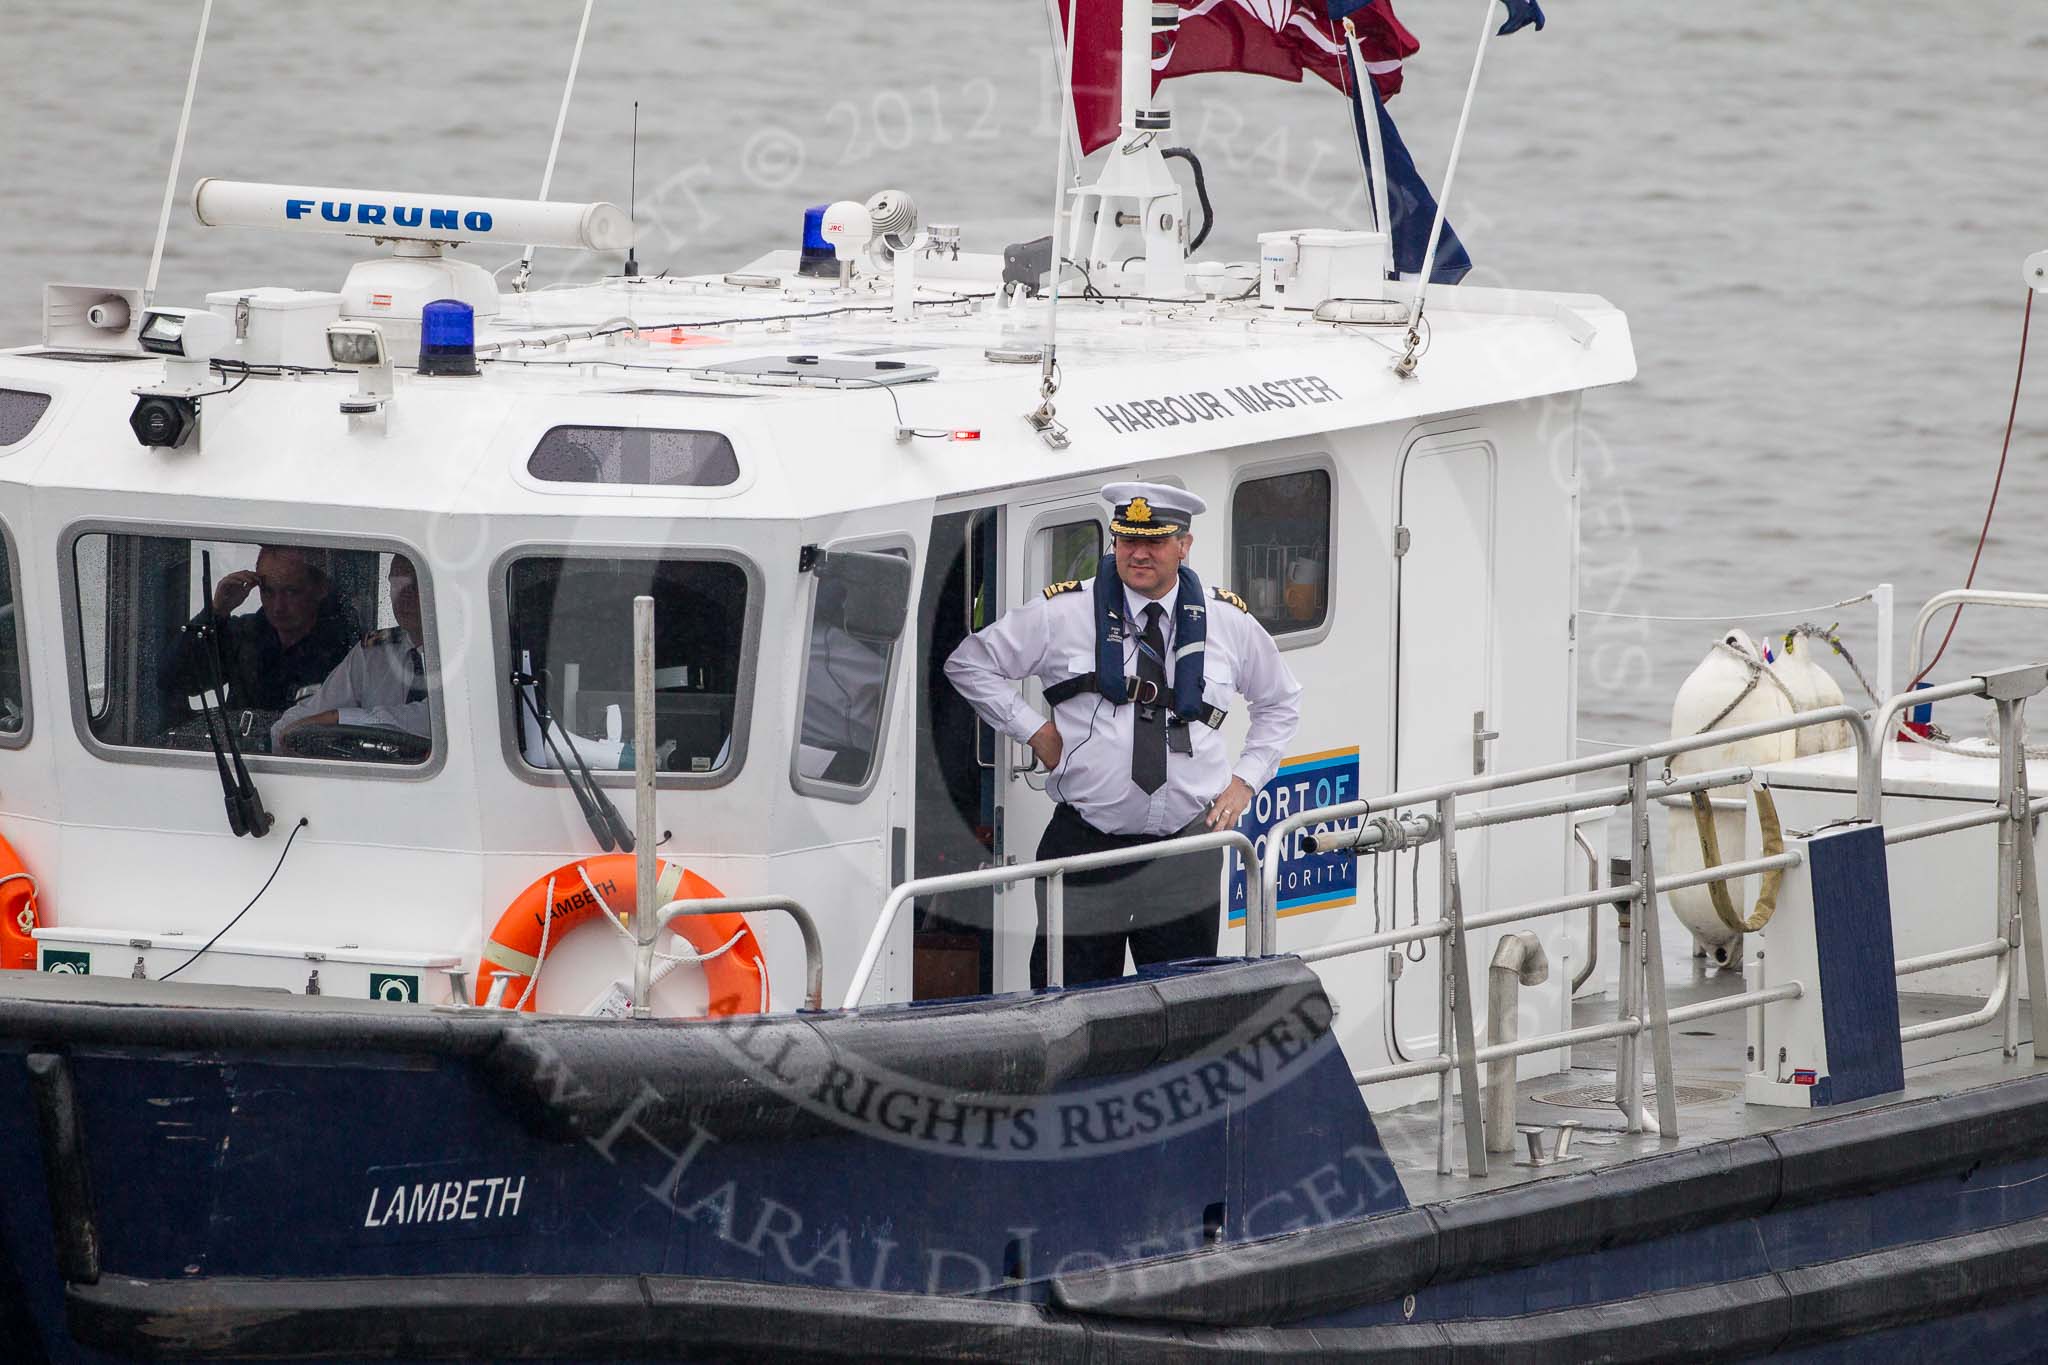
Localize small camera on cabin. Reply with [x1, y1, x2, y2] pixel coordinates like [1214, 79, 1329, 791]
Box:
[128, 308, 234, 450]
[128, 394, 199, 449]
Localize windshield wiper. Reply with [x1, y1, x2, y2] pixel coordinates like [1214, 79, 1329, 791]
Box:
[194, 553, 272, 838]
[511, 659, 633, 852]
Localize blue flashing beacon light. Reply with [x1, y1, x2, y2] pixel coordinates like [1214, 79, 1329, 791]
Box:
[798, 204, 837, 278]
[417, 299, 478, 376]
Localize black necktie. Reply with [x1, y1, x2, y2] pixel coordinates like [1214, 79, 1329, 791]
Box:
[405, 647, 427, 703]
[1132, 603, 1168, 795]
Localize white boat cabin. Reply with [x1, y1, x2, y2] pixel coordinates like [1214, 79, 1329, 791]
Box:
[0, 183, 1633, 1105]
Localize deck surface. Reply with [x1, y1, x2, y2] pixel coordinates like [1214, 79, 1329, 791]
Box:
[1378, 953, 2035, 1205]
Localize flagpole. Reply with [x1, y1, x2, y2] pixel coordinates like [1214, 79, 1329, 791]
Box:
[1027, 0, 1083, 448]
[1343, 19, 1392, 247]
[1395, 0, 1501, 378]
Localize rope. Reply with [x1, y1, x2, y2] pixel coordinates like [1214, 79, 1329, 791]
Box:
[1581, 590, 1873, 625]
[574, 863, 746, 1004]
[512, 874, 557, 1010]
[1405, 842, 1426, 962]
[1914, 289, 2035, 688]
[1696, 638, 1797, 734]
[1900, 722, 2048, 763]
[1783, 623, 1882, 707]
[0, 871, 37, 937]
[1687, 789, 1786, 935]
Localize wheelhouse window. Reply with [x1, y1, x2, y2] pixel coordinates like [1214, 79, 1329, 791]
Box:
[0, 525, 24, 743]
[68, 532, 436, 765]
[1232, 468, 1332, 636]
[1034, 519, 1102, 590]
[794, 546, 912, 795]
[527, 425, 739, 488]
[0, 389, 51, 447]
[505, 555, 750, 778]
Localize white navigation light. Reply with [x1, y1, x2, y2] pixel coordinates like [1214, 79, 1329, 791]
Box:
[192, 179, 633, 251]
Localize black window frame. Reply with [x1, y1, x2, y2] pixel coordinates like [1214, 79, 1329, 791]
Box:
[1228, 460, 1337, 647]
[490, 544, 763, 791]
[0, 516, 29, 749]
[56, 523, 447, 779]
[789, 536, 913, 804]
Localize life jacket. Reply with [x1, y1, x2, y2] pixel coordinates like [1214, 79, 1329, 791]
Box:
[1041, 556, 1225, 728]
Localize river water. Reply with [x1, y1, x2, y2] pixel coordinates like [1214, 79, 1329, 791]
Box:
[2, 1, 2044, 739]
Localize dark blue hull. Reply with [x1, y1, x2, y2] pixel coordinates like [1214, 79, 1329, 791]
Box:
[8, 961, 2048, 1361]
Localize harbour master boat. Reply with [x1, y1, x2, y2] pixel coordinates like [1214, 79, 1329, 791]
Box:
[4, 3, 2048, 1360]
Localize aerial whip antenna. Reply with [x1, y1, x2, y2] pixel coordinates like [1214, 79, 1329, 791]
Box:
[513, 0, 597, 294]
[623, 100, 641, 278]
[144, 0, 214, 306]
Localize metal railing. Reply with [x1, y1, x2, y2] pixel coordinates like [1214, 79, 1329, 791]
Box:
[1247, 711, 1874, 1176]
[1255, 662, 2048, 1176]
[634, 896, 826, 1017]
[1905, 591, 2048, 685]
[840, 829, 1259, 1009]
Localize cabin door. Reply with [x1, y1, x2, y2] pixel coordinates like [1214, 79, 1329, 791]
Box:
[911, 506, 1005, 999]
[1391, 436, 1498, 1054]
[991, 492, 1115, 992]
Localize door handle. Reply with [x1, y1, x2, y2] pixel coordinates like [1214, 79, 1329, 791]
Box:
[1472, 710, 1500, 775]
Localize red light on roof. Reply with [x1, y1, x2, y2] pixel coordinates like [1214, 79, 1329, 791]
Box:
[950, 429, 981, 442]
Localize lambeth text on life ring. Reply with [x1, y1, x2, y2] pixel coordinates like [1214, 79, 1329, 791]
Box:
[475, 856, 767, 1015]
[0, 831, 42, 972]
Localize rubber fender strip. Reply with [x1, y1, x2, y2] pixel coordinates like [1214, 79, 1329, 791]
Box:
[25, 1053, 97, 1286]
[1054, 1063, 2048, 1327]
[58, 1217, 2048, 1365]
[0, 995, 511, 1057]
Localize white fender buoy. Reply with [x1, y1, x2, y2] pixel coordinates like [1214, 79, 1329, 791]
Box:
[1769, 633, 1853, 756]
[1665, 630, 1794, 964]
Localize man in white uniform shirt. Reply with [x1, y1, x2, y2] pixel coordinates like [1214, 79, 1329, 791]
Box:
[272, 555, 432, 754]
[946, 482, 1302, 986]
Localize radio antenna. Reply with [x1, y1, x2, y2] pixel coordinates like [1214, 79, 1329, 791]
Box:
[144, 0, 214, 306]
[623, 101, 640, 278]
[513, 0, 596, 294]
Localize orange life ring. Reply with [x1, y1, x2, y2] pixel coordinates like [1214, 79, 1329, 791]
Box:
[0, 831, 41, 972]
[475, 856, 767, 1015]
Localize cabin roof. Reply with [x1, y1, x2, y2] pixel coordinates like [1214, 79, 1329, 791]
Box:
[0, 249, 1635, 521]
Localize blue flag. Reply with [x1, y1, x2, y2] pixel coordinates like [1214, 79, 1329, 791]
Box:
[1497, 0, 1545, 37]
[1346, 52, 1471, 284]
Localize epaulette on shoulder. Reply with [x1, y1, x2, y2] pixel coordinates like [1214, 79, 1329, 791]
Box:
[1211, 586, 1250, 613]
[1042, 580, 1085, 599]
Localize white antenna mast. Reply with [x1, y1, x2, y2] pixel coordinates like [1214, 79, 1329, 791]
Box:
[512, 0, 597, 294]
[1026, 0, 1084, 450]
[144, 0, 214, 306]
[1394, 0, 1501, 379]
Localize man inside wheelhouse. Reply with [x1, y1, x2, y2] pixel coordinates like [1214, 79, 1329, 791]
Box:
[162, 544, 358, 713]
[73, 532, 438, 767]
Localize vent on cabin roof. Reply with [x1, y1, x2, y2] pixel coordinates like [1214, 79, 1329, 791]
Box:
[16, 349, 149, 363]
[529, 425, 740, 488]
[608, 388, 765, 399]
[689, 355, 937, 388]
